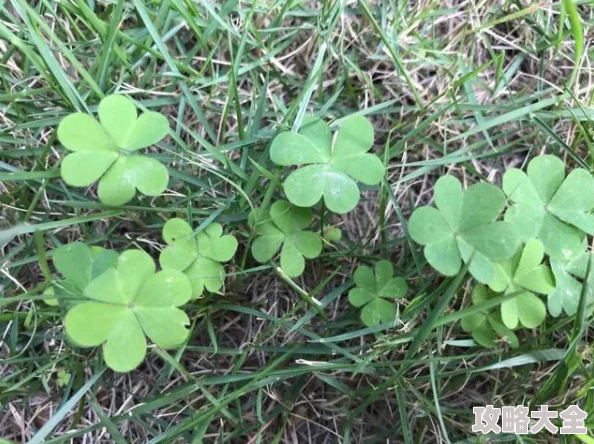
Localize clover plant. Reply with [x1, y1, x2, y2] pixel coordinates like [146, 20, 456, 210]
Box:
[549, 247, 594, 317]
[64, 249, 192, 372]
[503, 155, 594, 260]
[488, 239, 554, 329]
[250, 200, 322, 277]
[159, 218, 238, 298]
[45, 242, 118, 307]
[57, 95, 170, 206]
[270, 115, 384, 214]
[348, 260, 407, 327]
[461, 285, 518, 348]
[408, 176, 519, 283]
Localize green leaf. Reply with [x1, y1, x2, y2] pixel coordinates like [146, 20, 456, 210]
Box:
[64, 249, 192, 372]
[348, 288, 375, 307]
[460, 285, 519, 348]
[97, 156, 169, 206]
[549, 247, 594, 317]
[348, 260, 407, 327]
[159, 219, 237, 298]
[270, 115, 384, 214]
[250, 201, 322, 278]
[280, 239, 305, 277]
[61, 151, 119, 187]
[503, 155, 594, 260]
[57, 94, 170, 205]
[501, 290, 546, 329]
[57, 113, 114, 152]
[98, 95, 169, 150]
[53, 242, 94, 290]
[49, 244, 119, 307]
[323, 226, 342, 242]
[409, 175, 519, 282]
[361, 298, 397, 327]
[184, 257, 225, 295]
[488, 240, 553, 329]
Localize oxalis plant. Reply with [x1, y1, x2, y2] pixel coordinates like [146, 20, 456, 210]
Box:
[44, 242, 118, 307]
[45, 97, 594, 371]
[270, 115, 384, 214]
[488, 239, 554, 329]
[250, 200, 322, 277]
[348, 260, 407, 327]
[64, 249, 192, 372]
[408, 175, 520, 284]
[461, 285, 519, 349]
[408, 155, 594, 348]
[57, 94, 170, 206]
[159, 218, 238, 298]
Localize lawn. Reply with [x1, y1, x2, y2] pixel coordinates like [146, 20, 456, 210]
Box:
[1, 0, 594, 442]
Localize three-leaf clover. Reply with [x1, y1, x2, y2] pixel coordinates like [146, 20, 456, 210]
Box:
[461, 285, 518, 348]
[270, 115, 384, 214]
[488, 239, 554, 329]
[64, 249, 192, 372]
[503, 155, 594, 260]
[348, 260, 407, 327]
[159, 219, 238, 298]
[250, 200, 322, 277]
[57, 95, 170, 206]
[549, 245, 594, 317]
[408, 176, 519, 283]
[45, 243, 118, 306]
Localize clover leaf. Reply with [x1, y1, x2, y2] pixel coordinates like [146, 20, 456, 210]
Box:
[408, 176, 519, 283]
[64, 249, 192, 372]
[270, 115, 384, 214]
[45, 243, 118, 307]
[487, 239, 554, 329]
[461, 285, 518, 348]
[549, 245, 594, 317]
[159, 218, 238, 298]
[503, 155, 594, 260]
[250, 200, 322, 277]
[348, 260, 407, 327]
[57, 95, 170, 206]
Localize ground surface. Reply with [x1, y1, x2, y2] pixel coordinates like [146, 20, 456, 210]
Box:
[1, 0, 594, 443]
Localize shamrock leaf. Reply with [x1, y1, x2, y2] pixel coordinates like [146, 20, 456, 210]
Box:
[348, 260, 407, 327]
[408, 176, 520, 283]
[461, 285, 518, 348]
[250, 200, 322, 277]
[159, 218, 238, 298]
[549, 244, 594, 317]
[46, 243, 118, 306]
[270, 115, 384, 214]
[503, 155, 594, 260]
[64, 249, 192, 372]
[56, 369, 71, 387]
[57, 95, 170, 206]
[488, 239, 554, 329]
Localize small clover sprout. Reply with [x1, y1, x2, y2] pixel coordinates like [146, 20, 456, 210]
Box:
[323, 226, 342, 243]
[348, 260, 407, 327]
[408, 176, 519, 283]
[159, 218, 238, 298]
[461, 285, 518, 348]
[270, 115, 384, 214]
[250, 201, 322, 277]
[45, 243, 118, 307]
[549, 246, 594, 317]
[64, 249, 192, 372]
[57, 95, 170, 206]
[488, 239, 554, 329]
[503, 155, 594, 260]
[56, 369, 71, 387]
